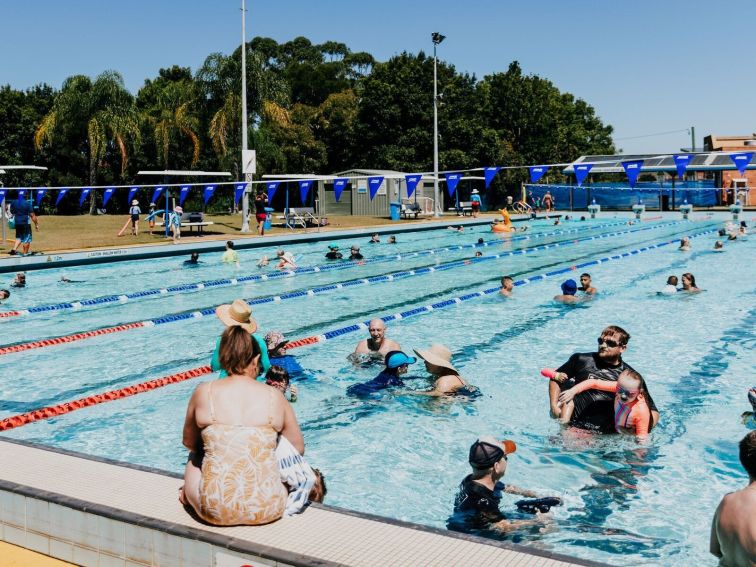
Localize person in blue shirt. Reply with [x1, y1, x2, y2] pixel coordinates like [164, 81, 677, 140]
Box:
[347, 351, 416, 397]
[470, 189, 482, 218]
[9, 196, 39, 256]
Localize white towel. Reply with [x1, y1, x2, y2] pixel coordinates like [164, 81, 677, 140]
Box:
[276, 436, 316, 516]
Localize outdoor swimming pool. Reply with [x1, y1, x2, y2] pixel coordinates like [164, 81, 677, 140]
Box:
[1, 213, 753, 566]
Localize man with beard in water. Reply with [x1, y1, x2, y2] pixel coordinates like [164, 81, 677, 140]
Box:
[546, 325, 660, 432]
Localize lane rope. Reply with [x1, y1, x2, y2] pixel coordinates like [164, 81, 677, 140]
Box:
[0, 225, 718, 431]
[0, 219, 638, 319]
[0, 221, 687, 356]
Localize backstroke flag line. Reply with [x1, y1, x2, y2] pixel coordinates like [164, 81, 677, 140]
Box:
[55, 189, 68, 206]
[179, 186, 191, 206]
[729, 152, 754, 176]
[299, 180, 313, 205]
[127, 187, 138, 205]
[35, 189, 46, 205]
[368, 176, 384, 200]
[405, 174, 422, 198]
[79, 188, 91, 207]
[151, 187, 163, 205]
[621, 160, 644, 188]
[529, 166, 548, 183]
[234, 183, 246, 205]
[574, 164, 593, 187]
[673, 154, 693, 179]
[445, 173, 462, 197]
[203, 185, 216, 205]
[266, 182, 280, 203]
[333, 178, 349, 202]
[484, 167, 501, 188]
[102, 187, 115, 207]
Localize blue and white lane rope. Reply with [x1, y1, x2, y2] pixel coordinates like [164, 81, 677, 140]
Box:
[0, 221, 705, 356]
[0, 219, 679, 319]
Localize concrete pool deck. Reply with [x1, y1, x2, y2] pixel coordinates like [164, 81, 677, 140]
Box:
[0, 439, 605, 567]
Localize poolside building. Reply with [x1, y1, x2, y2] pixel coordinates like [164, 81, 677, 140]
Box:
[704, 134, 756, 205]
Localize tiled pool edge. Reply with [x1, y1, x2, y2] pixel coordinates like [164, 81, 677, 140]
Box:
[0, 438, 606, 567]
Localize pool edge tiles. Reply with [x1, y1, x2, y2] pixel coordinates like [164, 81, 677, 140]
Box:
[0, 438, 607, 567]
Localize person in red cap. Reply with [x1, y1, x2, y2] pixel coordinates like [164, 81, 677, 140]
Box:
[448, 436, 556, 534]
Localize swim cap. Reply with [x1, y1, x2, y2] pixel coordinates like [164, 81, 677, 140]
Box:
[384, 351, 417, 369]
[561, 279, 578, 295]
[468, 438, 517, 468]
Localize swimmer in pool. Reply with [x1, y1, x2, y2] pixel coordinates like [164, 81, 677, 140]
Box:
[499, 276, 514, 297]
[410, 344, 477, 396]
[714, 240, 725, 251]
[352, 318, 401, 358]
[347, 351, 415, 397]
[0, 289, 10, 301]
[659, 275, 678, 295]
[679, 237, 691, 251]
[578, 273, 597, 295]
[681, 272, 701, 293]
[741, 387, 756, 425]
[388, 236, 397, 244]
[183, 252, 201, 266]
[558, 368, 652, 441]
[554, 279, 582, 304]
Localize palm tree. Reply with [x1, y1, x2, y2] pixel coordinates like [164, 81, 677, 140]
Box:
[35, 71, 141, 213]
[145, 81, 201, 169]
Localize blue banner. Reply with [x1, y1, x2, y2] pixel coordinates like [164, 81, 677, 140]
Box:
[529, 166, 548, 183]
[35, 189, 46, 205]
[729, 152, 754, 175]
[179, 186, 191, 206]
[621, 160, 644, 188]
[484, 167, 501, 188]
[203, 185, 216, 205]
[151, 186, 163, 205]
[18, 190, 25, 198]
[445, 173, 462, 197]
[55, 189, 68, 206]
[405, 174, 422, 198]
[367, 176, 384, 200]
[234, 183, 246, 205]
[574, 164, 593, 186]
[102, 187, 115, 207]
[266, 182, 280, 203]
[299, 180, 313, 204]
[673, 154, 693, 179]
[333, 178, 349, 202]
[79, 188, 91, 207]
[0, 189, 5, 202]
[127, 187, 138, 205]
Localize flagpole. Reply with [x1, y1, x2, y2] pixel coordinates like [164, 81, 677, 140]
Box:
[240, 0, 250, 233]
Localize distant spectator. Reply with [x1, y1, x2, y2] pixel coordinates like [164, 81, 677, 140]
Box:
[117, 199, 141, 236]
[9, 195, 38, 256]
[349, 245, 364, 260]
[470, 189, 482, 218]
[325, 245, 343, 260]
[170, 206, 183, 243]
[254, 191, 269, 236]
[148, 202, 157, 233]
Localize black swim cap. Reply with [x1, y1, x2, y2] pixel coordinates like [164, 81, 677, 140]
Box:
[469, 441, 504, 468]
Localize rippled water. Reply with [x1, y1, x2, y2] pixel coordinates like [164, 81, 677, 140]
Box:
[1, 213, 753, 566]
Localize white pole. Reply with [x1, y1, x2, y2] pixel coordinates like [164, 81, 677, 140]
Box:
[433, 41, 440, 218]
[240, 0, 250, 233]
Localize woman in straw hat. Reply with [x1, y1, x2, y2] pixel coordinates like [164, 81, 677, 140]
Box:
[210, 299, 271, 378]
[412, 344, 477, 396]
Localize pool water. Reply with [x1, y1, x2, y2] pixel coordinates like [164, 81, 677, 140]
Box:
[1, 213, 753, 566]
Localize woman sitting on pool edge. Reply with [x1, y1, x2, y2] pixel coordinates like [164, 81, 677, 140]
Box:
[181, 325, 304, 525]
[557, 368, 652, 441]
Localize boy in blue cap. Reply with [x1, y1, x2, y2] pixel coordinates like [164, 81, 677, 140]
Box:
[346, 351, 416, 397]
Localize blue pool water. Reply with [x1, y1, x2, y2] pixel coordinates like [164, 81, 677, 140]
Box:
[1, 213, 753, 566]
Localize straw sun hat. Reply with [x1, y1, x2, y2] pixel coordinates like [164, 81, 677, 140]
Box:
[413, 344, 458, 374]
[215, 299, 258, 333]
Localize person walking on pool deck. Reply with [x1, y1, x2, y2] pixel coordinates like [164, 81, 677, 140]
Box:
[546, 325, 660, 433]
[353, 318, 401, 357]
[210, 299, 270, 377]
[181, 326, 304, 526]
[470, 189, 481, 218]
[117, 199, 141, 236]
[710, 431, 756, 566]
[254, 190, 269, 236]
[9, 195, 39, 256]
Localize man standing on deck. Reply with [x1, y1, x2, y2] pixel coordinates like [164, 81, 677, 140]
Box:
[546, 325, 660, 432]
[9, 195, 39, 256]
[710, 431, 756, 566]
[353, 319, 401, 357]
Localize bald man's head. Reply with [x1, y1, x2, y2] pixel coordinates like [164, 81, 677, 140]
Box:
[368, 319, 386, 343]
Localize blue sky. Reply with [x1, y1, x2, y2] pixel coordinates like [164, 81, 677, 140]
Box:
[3, 0, 755, 155]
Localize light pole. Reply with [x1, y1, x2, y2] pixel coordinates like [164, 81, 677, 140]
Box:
[240, 0, 251, 232]
[432, 32, 445, 217]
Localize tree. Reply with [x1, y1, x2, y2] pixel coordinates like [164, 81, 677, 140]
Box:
[35, 71, 141, 213]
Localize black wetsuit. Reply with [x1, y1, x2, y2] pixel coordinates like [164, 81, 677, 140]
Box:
[447, 476, 506, 533]
[557, 352, 658, 433]
[325, 251, 343, 260]
[349, 252, 364, 260]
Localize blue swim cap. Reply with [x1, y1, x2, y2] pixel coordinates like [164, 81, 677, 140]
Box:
[561, 279, 578, 295]
[385, 351, 417, 369]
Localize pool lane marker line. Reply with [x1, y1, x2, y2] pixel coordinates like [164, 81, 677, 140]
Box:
[0, 221, 687, 356]
[0, 219, 644, 320]
[0, 226, 718, 432]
